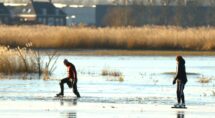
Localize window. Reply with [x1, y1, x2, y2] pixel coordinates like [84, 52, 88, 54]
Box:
[42, 18, 46, 24]
[60, 18, 64, 25]
[4, 17, 8, 22]
[56, 9, 60, 15]
[55, 18, 59, 25]
[38, 17, 43, 22]
[27, 9, 31, 13]
[42, 9, 47, 15]
[22, 8, 26, 13]
[48, 17, 55, 25]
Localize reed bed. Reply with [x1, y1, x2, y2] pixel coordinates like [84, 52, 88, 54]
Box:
[102, 68, 122, 77]
[0, 45, 58, 79]
[1, 25, 215, 50]
[0, 46, 37, 74]
[101, 68, 124, 82]
[198, 76, 213, 84]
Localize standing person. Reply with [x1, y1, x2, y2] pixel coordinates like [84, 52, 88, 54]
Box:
[56, 59, 81, 98]
[173, 56, 187, 107]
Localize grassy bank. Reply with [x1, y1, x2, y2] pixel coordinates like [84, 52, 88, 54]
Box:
[1, 25, 215, 51]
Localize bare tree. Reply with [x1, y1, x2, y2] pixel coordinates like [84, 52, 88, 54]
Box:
[111, 0, 129, 5]
[112, 0, 120, 5]
[161, 0, 172, 6]
[186, 0, 201, 6]
[176, 0, 186, 6]
[208, 0, 215, 6]
[103, 7, 135, 26]
[129, 0, 145, 5]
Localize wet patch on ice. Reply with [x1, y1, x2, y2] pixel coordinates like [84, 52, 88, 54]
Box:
[0, 95, 211, 106]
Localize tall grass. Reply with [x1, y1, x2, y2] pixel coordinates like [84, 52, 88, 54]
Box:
[102, 68, 122, 77]
[1, 25, 215, 50]
[198, 76, 214, 84]
[0, 46, 37, 74]
[101, 68, 124, 82]
[0, 45, 58, 79]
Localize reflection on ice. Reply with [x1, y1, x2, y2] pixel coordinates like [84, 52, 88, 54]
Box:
[67, 112, 77, 118]
[177, 111, 185, 118]
[60, 98, 78, 106]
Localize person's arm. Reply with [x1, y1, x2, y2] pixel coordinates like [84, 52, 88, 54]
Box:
[173, 63, 180, 85]
[73, 66, 77, 80]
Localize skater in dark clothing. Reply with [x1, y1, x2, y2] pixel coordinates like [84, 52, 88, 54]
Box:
[173, 56, 187, 107]
[56, 59, 81, 98]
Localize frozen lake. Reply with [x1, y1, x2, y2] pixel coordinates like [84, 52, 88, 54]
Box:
[0, 55, 215, 117]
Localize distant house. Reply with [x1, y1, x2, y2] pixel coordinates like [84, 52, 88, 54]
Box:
[61, 6, 95, 26]
[8, 5, 36, 24]
[0, 3, 11, 24]
[9, 1, 66, 25]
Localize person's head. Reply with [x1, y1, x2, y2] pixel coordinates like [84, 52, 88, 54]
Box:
[63, 59, 69, 66]
[176, 55, 182, 62]
[176, 55, 185, 64]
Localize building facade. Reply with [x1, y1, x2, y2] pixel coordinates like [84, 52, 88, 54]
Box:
[62, 5, 95, 26]
[0, 3, 11, 24]
[8, 1, 66, 25]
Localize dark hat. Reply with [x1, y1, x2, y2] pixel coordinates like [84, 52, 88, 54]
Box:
[63, 59, 68, 63]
